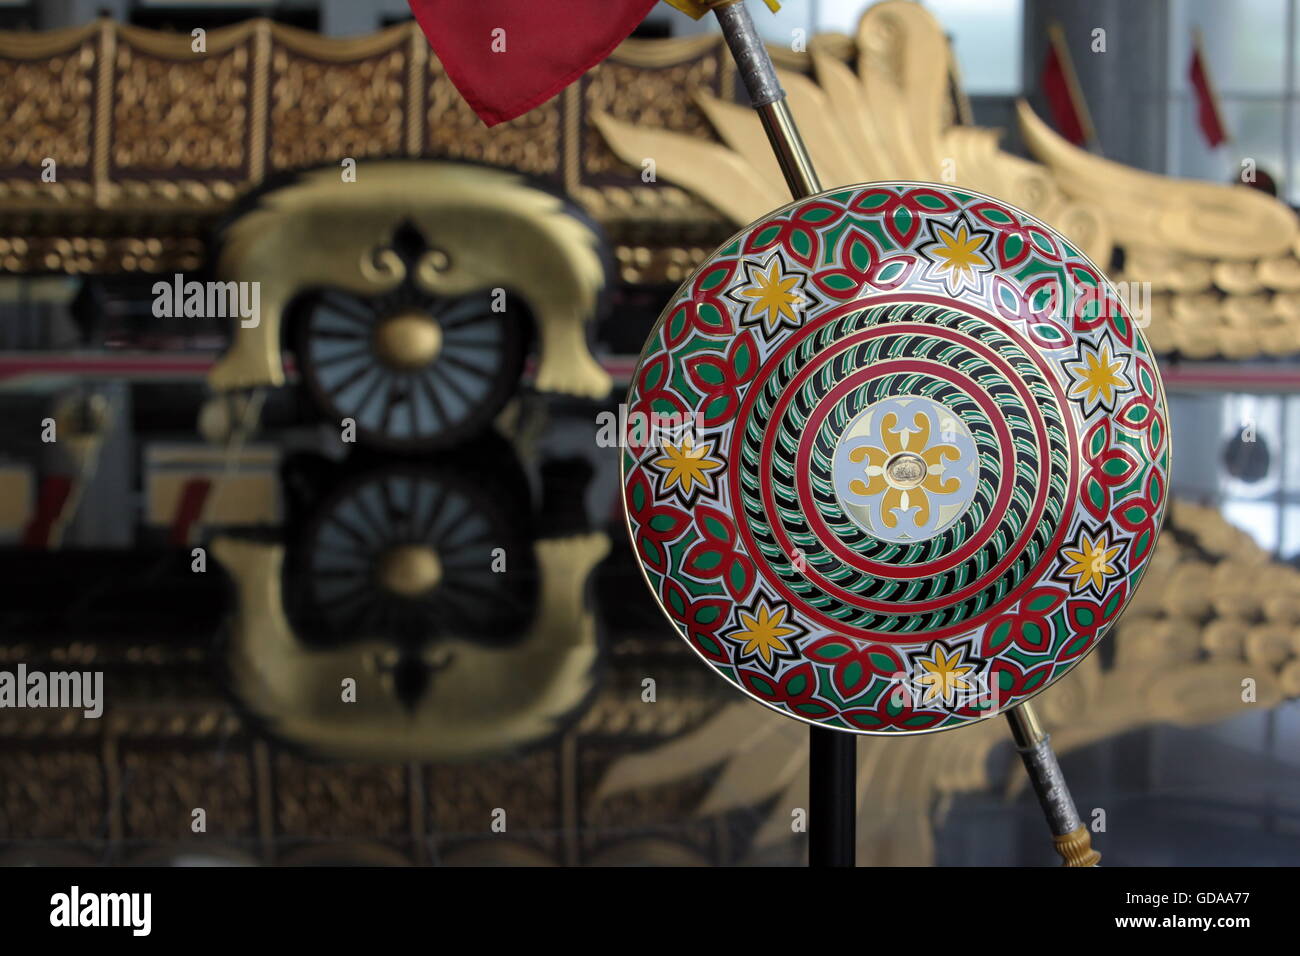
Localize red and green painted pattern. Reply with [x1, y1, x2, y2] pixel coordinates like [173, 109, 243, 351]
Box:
[622, 183, 1170, 735]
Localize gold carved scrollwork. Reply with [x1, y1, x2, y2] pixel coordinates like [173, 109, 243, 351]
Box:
[583, 55, 720, 177]
[113, 40, 249, 172]
[425, 57, 560, 175]
[358, 243, 406, 286]
[415, 247, 452, 289]
[209, 161, 609, 398]
[270, 49, 406, 170]
[0, 41, 95, 170]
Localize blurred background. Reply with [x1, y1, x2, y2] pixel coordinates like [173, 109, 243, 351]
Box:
[0, 0, 1297, 866]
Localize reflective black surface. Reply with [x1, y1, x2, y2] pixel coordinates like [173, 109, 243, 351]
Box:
[0, 378, 1297, 866]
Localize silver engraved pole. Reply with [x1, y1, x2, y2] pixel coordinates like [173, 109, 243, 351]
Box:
[1006, 701, 1101, 866]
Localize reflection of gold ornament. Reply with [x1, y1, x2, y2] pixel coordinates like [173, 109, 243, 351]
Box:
[884, 452, 926, 489]
[214, 529, 608, 762]
[376, 544, 443, 597]
[374, 311, 443, 370]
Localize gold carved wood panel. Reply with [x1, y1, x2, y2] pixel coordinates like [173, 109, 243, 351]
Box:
[425, 54, 562, 176]
[581, 44, 725, 182]
[113, 30, 252, 179]
[269, 45, 406, 172]
[0, 25, 97, 205]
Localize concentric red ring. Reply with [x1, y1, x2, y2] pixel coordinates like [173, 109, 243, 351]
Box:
[727, 294, 1079, 644]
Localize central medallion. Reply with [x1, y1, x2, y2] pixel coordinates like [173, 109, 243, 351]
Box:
[885, 452, 927, 488]
[831, 395, 978, 543]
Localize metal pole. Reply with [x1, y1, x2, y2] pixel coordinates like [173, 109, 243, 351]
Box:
[711, 0, 852, 868]
[808, 725, 856, 866]
[712, 1, 823, 199]
[1006, 701, 1101, 866]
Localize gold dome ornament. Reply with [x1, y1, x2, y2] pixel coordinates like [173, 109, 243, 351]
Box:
[376, 544, 444, 598]
[373, 310, 443, 370]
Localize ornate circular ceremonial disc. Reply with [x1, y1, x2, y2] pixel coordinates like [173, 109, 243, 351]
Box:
[622, 183, 1170, 735]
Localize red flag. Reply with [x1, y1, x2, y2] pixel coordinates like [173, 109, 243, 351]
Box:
[169, 477, 212, 547]
[21, 475, 73, 549]
[1040, 24, 1092, 147]
[407, 0, 658, 127]
[1189, 37, 1228, 147]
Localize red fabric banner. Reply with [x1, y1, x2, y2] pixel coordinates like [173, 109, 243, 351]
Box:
[407, 0, 659, 127]
[169, 477, 212, 547]
[1041, 41, 1086, 147]
[1189, 45, 1227, 148]
[21, 475, 73, 549]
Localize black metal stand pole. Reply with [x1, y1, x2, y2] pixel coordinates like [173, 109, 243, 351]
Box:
[711, 0, 856, 868]
[808, 726, 856, 866]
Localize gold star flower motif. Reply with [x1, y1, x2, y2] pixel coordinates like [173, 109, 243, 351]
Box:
[651, 434, 724, 502]
[1065, 339, 1133, 413]
[1059, 529, 1124, 596]
[920, 219, 992, 295]
[913, 642, 979, 707]
[729, 597, 802, 672]
[736, 257, 807, 335]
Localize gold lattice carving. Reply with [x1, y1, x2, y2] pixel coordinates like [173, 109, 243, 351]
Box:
[583, 55, 720, 177]
[0, 41, 95, 170]
[270, 48, 406, 170]
[122, 751, 255, 838]
[424, 57, 560, 175]
[113, 39, 249, 172]
[275, 756, 408, 838]
[0, 750, 104, 840]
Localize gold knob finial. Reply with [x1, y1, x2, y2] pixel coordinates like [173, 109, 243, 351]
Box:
[1053, 825, 1102, 867]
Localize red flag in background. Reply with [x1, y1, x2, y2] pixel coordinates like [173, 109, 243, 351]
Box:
[1040, 23, 1094, 148]
[407, 0, 659, 126]
[1189, 32, 1228, 147]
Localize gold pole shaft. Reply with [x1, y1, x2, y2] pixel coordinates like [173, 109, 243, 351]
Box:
[756, 100, 822, 198]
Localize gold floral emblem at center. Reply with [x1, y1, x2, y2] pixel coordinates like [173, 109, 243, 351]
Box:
[846, 411, 961, 531]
